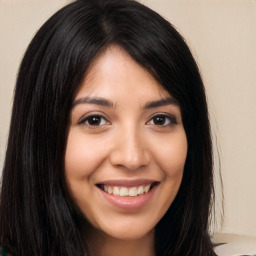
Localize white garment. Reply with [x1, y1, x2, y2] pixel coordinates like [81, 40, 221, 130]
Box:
[213, 233, 256, 256]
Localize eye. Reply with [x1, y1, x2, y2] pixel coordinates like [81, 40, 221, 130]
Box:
[147, 114, 177, 127]
[78, 114, 109, 128]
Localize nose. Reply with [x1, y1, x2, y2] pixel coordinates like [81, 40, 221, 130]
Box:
[109, 127, 150, 170]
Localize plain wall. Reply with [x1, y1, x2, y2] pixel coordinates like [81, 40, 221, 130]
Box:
[0, 0, 256, 237]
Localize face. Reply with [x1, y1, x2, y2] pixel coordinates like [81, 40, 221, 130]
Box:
[65, 46, 187, 241]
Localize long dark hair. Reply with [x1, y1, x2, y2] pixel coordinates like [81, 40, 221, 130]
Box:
[0, 0, 216, 255]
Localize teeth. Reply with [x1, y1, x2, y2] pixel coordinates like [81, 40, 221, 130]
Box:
[120, 187, 129, 196]
[107, 186, 113, 194]
[129, 187, 137, 197]
[113, 186, 119, 196]
[144, 184, 150, 193]
[137, 186, 144, 195]
[102, 184, 152, 197]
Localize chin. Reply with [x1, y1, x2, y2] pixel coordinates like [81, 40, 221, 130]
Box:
[97, 220, 155, 241]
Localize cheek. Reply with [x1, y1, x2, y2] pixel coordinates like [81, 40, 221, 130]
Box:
[64, 129, 108, 179]
[155, 132, 187, 213]
[153, 130, 188, 177]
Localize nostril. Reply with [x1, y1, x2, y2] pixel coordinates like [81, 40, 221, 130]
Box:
[109, 137, 150, 170]
[110, 151, 150, 170]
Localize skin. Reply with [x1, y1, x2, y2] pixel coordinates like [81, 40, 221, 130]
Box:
[65, 46, 187, 256]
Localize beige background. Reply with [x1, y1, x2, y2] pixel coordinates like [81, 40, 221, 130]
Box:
[0, 0, 256, 237]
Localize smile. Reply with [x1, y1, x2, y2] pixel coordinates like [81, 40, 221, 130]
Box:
[96, 179, 159, 210]
[99, 184, 152, 197]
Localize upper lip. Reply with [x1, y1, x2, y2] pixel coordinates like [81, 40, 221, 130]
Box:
[96, 179, 159, 187]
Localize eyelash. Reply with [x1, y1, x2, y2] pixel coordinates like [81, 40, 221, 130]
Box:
[78, 113, 177, 129]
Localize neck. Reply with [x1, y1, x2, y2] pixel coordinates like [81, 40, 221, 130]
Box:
[87, 228, 155, 256]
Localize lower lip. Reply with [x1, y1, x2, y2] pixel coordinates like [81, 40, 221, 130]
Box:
[98, 185, 158, 210]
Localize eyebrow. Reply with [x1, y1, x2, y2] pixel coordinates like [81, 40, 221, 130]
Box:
[144, 97, 179, 109]
[72, 96, 179, 109]
[72, 97, 115, 108]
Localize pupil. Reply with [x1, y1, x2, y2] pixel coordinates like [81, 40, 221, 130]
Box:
[89, 116, 101, 125]
[154, 116, 165, 125]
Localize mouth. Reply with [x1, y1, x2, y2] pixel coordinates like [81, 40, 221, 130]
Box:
[97, 181, 159, 198]
[96, 180, 160, 210]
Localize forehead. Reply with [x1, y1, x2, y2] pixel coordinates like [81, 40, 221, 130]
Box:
[75, 46, 171, 102]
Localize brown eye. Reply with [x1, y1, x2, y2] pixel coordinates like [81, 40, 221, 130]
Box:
[147, 114, 177, 127]
[153, 115, 167, 126]
[87, 116, 103, 126]
[79, 115, 108, 128]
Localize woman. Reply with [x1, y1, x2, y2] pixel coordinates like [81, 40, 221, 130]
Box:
[0, 0, 216, 255]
